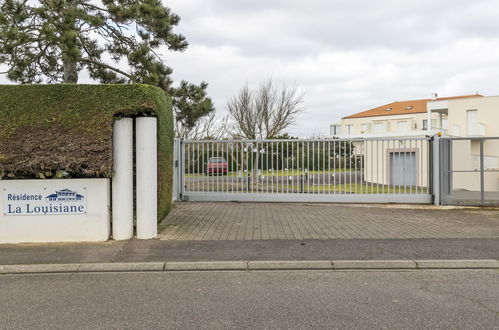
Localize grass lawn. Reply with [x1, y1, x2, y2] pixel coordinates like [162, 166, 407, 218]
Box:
[294, 183, 428, 194]
[184, 181, 428, 194]
[185, 169, 358, 178]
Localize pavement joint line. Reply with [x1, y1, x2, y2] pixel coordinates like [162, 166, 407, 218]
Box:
[0, 260, 497, 274]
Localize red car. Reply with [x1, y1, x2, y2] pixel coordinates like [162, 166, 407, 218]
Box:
[206, 157, 228, 175]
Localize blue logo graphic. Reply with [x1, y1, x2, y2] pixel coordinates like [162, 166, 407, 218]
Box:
[45, 188, 85, 202]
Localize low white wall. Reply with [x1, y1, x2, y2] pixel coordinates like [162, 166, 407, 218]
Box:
[0, 178, 110, 244]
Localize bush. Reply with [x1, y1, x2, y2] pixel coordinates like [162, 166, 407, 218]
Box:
[0, 84, 173, 221]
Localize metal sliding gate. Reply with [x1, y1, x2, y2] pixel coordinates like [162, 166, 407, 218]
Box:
[439, 137, 499, 206]
[174, 137, 432, 204]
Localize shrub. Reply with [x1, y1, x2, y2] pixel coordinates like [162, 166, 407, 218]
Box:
[0, 84, 173, 221]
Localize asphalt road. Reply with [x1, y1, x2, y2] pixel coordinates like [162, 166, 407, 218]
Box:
[1, 270, 498, 329]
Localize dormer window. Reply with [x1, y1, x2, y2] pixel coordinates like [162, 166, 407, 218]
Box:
[405, 106, 413, 110]
[385, 108, 392, 111]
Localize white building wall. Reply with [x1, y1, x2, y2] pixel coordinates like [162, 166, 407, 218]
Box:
[362, 139, 429, 188]
[446, 97, 499, 192]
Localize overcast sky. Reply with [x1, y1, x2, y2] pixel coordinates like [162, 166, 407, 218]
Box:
[164, 0, 499, 136]
[2, 1, 498, 137]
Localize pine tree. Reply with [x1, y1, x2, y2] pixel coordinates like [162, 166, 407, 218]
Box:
[0, 0, 214, 129]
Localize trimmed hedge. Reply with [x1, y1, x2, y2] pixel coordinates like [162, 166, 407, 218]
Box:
[0, 84, 174, 221]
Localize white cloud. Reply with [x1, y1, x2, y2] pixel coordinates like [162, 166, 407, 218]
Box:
[165, 0, 499, 136]
[2, 0, 499, 137]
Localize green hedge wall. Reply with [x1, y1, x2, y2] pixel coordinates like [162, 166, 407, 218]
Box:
[0, 84, 174, 221]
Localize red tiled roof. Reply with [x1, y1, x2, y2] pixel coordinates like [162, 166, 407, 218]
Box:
[343, 94, 482, 119]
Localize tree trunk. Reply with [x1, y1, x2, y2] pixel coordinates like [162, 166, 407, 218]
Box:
[62, 0, 78, 83]
[62, 53, 78, 83]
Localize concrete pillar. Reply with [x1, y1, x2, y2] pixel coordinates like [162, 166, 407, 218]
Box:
[136, 117, 158, 239]
[112, 118, 134, 240]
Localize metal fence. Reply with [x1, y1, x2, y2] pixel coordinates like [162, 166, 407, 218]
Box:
[176, 137, 432, 203]
[440, 137, 499, 206]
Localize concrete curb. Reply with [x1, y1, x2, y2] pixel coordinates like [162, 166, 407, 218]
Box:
[333, 260, 417, 270]
[415, 259, 499, 269]
[78, 262, 165, 272]
[248, 260, 333, 270]
[165, 261, 247, 271]
[0, 263, 80, 274]
[0, 260, 497, 274]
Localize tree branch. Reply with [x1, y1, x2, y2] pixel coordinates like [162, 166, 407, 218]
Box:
[80, 58, 135, 81]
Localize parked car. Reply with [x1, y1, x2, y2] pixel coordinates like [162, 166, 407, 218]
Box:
[206, 157, 228, 175]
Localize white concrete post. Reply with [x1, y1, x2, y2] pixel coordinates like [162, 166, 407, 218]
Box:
[112, 118, 134, 240]
[136, 117, 158, 239]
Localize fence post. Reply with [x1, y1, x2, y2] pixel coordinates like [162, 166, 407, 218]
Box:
[179, 139, 185, 201]
[432, 135, 441, 205]
[172, 138, 184, 202]
[136, 117, 157, 239]
[479, 139, 485, 205]
[112, 118, 134, 240]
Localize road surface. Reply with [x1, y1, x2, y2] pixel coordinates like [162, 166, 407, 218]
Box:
[1, 270, 498, 329]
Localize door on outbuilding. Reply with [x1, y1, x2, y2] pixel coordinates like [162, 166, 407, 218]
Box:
[390, 152, 416, 186]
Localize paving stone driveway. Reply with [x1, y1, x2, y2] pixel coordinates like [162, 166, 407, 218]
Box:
[159, 202, 499, 240]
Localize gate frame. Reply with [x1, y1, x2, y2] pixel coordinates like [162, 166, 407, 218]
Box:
[174, 137, 433, 204]
[438, 136, 499, 206]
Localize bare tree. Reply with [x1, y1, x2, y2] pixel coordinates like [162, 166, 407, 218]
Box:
[176, 111, 229, 140]
[226, 79, 305, 184]
[227, 79, 305, 139]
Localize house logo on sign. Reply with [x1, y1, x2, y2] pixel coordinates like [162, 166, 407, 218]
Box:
[45, 188, 85, 202]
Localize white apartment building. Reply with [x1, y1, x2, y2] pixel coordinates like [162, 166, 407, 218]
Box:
[330, 94, 499, 193]
[330, 94, 481, 138]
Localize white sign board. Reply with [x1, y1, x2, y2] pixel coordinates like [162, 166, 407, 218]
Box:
[3, 187, 87, 216]
[0, 179, 110, 244]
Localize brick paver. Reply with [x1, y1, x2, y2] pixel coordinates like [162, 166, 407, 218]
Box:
[159, 203, 499, 240]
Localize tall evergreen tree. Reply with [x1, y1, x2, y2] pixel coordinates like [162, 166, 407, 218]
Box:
[0, 0, 214, 129]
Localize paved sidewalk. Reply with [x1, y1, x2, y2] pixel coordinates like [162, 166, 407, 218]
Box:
[159, 202, 499, 240]
[1, 203, 498, 267]
[1, 238, 498, 265]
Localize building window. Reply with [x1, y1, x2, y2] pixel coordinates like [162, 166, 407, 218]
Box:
[361, 123, 368, 133]
[330, 124, 341, 136]
[345, 124, 353, 135]
[467, 110, 478, 136]
[422, 119, 428, 130]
